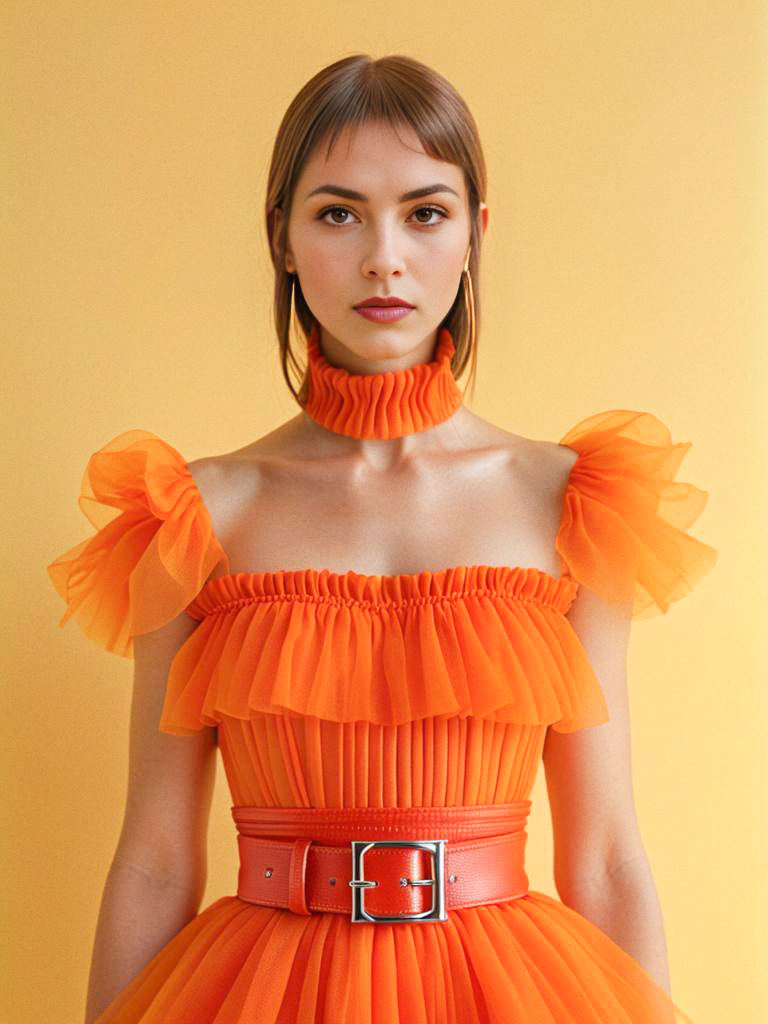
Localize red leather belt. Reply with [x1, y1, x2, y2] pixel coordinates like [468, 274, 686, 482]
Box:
[231, 801, 531, 924]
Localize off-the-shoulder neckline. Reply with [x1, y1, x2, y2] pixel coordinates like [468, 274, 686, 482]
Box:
[182, 565, 581, 624]
[181, 440, 584, 601]
[201, 562, 576, 589]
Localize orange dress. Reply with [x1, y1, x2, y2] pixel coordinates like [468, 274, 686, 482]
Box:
[47, 330, 717, 1023]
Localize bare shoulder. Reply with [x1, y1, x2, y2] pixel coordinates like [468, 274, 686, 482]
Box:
[186, 417, 305, 494]
[544, 430, 581, 480]
[186, 450, 262, 543]
[469, 411, 579, 487]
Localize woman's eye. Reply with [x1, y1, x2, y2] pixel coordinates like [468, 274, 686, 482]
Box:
[318, 205, 447, 227]
[319, 206, 357, 226]
[410, 205, 447, 226]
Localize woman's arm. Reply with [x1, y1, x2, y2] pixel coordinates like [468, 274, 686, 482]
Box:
[84, 614, 217, 1024]
[554, 847, 672, 994]
[542, 584, 673, 996]
[85, 852, 206, 1023]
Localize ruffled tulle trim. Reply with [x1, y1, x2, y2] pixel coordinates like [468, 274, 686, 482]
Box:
[93, 890, 696, 1023]
[556, 410, 717, 620]
[46, 430, 230, 658]
[159, 565, 610, 734]
[303, 321, 464, 439]
[185, 563, 577, 613]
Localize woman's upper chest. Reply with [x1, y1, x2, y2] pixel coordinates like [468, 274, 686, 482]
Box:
[188, 430, 578, 581]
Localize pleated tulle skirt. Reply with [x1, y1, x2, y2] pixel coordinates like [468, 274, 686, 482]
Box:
[94, 889, 694, 1023]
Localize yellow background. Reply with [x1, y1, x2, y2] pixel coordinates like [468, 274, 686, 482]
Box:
[5, 2, 765, 1022]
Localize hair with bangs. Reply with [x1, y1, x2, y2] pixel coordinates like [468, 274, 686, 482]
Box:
[265, 53, 487, 406]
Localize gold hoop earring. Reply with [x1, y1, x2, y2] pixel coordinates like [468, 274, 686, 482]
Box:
[462, 248, 476, 354]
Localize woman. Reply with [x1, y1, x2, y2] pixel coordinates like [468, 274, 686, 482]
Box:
[48, 54, 717, 1023]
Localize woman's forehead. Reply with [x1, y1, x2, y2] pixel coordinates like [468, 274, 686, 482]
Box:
[299, 123, 465, 197]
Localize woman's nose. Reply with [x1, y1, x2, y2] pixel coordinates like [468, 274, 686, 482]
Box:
[358, 221, 410, 277]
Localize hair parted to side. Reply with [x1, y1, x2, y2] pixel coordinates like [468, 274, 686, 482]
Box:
[264, 53, 487, 408]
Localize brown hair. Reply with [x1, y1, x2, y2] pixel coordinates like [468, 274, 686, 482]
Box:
[265, 54, 487, 407]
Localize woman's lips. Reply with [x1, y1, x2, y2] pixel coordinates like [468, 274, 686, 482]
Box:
[355, 306, 414, 322]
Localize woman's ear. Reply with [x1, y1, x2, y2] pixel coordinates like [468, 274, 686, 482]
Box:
[269, 207, 296, 273]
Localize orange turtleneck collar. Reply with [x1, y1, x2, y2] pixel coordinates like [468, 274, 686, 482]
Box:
[302, 321, 464, 440]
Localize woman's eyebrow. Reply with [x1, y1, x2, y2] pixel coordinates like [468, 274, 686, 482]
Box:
[304, 183, 459, 202]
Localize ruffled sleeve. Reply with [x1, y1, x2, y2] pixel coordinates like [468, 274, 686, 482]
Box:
[555, 410, 717, 620]
[47, 429, 230, 658]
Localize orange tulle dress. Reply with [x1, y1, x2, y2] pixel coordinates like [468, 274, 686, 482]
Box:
[47, 324, 718, 1023]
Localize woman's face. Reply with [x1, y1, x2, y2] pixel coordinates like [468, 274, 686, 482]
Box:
[281, 119, 488, 373]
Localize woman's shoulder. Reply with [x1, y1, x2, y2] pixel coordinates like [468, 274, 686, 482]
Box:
[455, 409, 576, 491]
[185, 416, 309, 507]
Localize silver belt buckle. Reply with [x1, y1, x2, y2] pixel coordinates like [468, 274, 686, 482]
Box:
[349, 839, 448, 923]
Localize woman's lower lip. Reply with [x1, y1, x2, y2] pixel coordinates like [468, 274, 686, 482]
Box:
[355, 306, 414, 322]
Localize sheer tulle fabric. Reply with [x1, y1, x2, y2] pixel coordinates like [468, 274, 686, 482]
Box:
[46, 430, 230, 657]
[93, 893, 694, 1023]
[557, 410, 717, 620]
[159, 566, 609, 735]
[46, 409, 716, 1023]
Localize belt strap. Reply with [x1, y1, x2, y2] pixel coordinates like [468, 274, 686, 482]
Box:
[231, 802, 531, 919]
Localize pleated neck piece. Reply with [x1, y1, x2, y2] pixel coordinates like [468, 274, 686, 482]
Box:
[302, 321, 464, 440]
